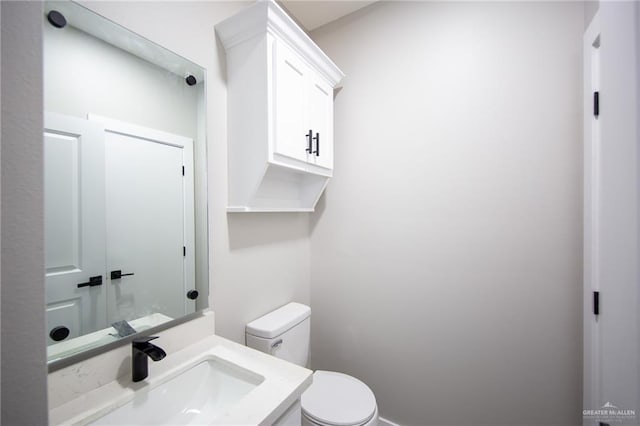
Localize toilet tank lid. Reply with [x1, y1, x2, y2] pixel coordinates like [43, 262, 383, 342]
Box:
[246, 302, 310, 339]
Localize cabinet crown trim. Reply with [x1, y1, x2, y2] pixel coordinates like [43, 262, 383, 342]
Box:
[215, 0, 345, 86]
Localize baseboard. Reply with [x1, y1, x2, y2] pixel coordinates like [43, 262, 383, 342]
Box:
[378, 416, 401, 426]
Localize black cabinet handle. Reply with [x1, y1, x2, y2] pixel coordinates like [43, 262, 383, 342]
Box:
[305, 129, 313, 153]
[313, 132, 320, 156]
[187, 290, 199, 300]
[111, 270, 135, 280]
[77, 275, 102, 288]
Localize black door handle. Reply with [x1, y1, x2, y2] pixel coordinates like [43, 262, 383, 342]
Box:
[305, 129, 313, 153]
[111, 270, 135, 280]
[77, 275, 102, 288]
[313, 132, 320, 156]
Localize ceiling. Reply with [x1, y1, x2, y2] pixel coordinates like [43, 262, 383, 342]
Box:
[279, 1, 376, 31]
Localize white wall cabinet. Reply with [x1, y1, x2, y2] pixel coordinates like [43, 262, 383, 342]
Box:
[216, 0, 344, 212]
[274, 39, 334, 170]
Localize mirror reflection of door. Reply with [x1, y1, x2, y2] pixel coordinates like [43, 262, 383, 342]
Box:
[44, 113, 196, 347]
[44, 113, 107, 344]
[94, 115, 196, 323]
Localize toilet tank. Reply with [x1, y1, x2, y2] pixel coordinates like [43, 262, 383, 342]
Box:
[246, 302, 310, 367]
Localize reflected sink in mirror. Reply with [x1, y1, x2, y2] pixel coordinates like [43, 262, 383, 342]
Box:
[89, 358, 264, 425]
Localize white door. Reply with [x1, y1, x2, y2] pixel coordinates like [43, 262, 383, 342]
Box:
[597, 3, 639, 423]
[44, 112, 106, 344]
[307, 75, 334, 170]
[275, 39, 310, 163]
[90, 116, 196, 323]
[583, 15, 601, 422]
[584, 4, 640, 425]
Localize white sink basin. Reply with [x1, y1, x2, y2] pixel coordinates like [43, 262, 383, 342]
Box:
[90, 358, 264, 425]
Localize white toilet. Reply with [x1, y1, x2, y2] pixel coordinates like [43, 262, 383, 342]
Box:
[246, 303, 378, 426]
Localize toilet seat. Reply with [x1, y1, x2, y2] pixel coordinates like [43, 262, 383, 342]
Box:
[301, 371, 377, 426]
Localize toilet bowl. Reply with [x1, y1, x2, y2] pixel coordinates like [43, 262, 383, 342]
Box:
[245, 303, 378, 426]
[301, 371, 377, 426]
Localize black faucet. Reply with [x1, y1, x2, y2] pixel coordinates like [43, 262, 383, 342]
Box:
[132, 336, 166, 382]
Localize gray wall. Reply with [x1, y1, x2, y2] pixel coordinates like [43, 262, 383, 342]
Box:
[1, 2, 3, 415]
[1, 2, 48, 424]
[309, 2, 584, 424]
[584, 1, 599, 29]
[0, 2, 2, 415]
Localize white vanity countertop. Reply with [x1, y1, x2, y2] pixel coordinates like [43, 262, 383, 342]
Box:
[49, 334, 313, 425]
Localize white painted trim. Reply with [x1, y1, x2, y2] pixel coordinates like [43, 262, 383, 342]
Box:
[309, 178, 330, 209]
[265, 0, 344, 86]
[87, 114, 192, 149]
[378, 416, 402, 426]
[215, 0, 344, 86]
[227, 206, 315, 213]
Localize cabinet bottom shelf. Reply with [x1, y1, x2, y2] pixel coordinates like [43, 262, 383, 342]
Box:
[227, 206, 316, 213]
[228, 162, 330, 213]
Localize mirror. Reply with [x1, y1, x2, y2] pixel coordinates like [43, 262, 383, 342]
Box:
[43, 1, 209, 365]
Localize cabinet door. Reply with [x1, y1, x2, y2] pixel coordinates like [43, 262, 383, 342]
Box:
[274, 40, 310, 163]
[307, 75, 334, 170]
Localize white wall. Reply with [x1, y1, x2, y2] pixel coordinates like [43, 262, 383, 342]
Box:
[1, 2, 48, 424]
[309, 2, 583, 424]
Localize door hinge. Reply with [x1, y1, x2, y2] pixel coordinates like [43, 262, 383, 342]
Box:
[593, 291, 600, 316]
[183, 246, 186, 257]
[182, 166, 185, 176]
[594, 91, 599, 118]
